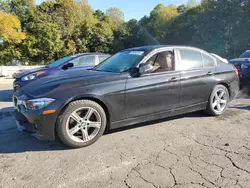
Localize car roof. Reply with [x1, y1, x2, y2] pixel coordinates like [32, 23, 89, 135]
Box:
[123, 45, 206, 53]
[70, 53, 111, 58]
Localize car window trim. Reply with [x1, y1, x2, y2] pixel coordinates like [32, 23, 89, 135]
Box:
[95, 55, 99, 65]
[141, 70, 180, 77]
[201, 52, 217, 68]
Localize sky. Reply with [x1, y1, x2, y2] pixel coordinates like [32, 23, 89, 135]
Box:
[35, 0, 199, 21]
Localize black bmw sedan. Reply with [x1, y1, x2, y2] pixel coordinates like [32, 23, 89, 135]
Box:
[13, 45, 239, 148]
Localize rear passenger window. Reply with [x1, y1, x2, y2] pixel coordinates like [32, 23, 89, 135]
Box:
[202, 53, 215, 67]
[179, 49, 203, 70]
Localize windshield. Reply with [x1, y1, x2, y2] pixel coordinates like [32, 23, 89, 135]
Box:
[46, 56, 73, 68]
[239, 51, 250, 58]
[94, 50, 146, 73]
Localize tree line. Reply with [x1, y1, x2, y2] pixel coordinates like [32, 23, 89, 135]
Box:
[0, 0, 249, 65]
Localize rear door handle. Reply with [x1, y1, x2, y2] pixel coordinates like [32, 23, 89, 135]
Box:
[207, 71, 214, 76]
[169, 77, 179, 82]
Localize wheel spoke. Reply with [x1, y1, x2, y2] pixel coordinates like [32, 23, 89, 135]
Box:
[81, 128, 90, 141]
[68, 125, 80, 136]
[216, 103, 221, 111]
[212, 101, 217, 109]
[220, 99, 227, 104]
[219, 90, 225, 99]
[215, 93, 220, 100]
[70, 112, 82, 123]
[67, 106, 102, 143]
[84, 108, 94, 120]
[88, 121, 101, 129]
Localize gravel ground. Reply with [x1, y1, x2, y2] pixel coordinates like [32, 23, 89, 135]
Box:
[1, 83, 250, 188]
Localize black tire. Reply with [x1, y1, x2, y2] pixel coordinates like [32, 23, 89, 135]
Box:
[56, 100, 107, 148]
[205, 85, 229, 116]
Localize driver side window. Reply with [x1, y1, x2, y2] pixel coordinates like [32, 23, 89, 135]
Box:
[147, 51, 175, 73]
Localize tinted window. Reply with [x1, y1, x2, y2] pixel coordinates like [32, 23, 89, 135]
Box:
[72, 56, 95, 67]
[202, 53, 215, 67]
[147, 51, 174, 73]
[98, 55, 110, 63]
[46, 56, 73, 68]
[179, 49, 203, 70]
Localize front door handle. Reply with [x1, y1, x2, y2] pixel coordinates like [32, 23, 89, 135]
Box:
[169, 77, 179, 82]
[207, 71, 214, 76]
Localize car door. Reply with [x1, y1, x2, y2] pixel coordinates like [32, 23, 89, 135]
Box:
[125, 49, 181, 118]
[177, 48, 216, 107]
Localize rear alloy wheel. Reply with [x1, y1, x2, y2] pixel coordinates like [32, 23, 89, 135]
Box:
[205, 85, 229, 116]
[57, 100, 107, 148]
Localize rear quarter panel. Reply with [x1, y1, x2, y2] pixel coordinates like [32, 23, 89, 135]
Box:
[215, 64, 239, 100]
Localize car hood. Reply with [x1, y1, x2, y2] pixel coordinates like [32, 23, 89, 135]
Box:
[16, 67, 47, 79]
[229, 58, 250, 63]
[20, 69, 121, 97]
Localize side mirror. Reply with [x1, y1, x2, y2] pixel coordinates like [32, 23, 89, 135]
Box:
[62, 63, 74, 70]
[129, 67, 140, 77]
[139, 63, 154, 75]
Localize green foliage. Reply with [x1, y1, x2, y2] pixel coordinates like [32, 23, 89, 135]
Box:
[0, 0, 124, 65]
[186, 0, 199, 9]
[23, 21, 64, 63]
[106, 7, 124, 27]
[139, 4, 179, 41]
[139, 0, 250, 59]
[177, 4, 187, 14]
[0, 12, 26, 43]
[0, 11, 26, 65]
[0, 45, 22, 65]
[0, 0, 250, 65]
[2, 0, 36, 25]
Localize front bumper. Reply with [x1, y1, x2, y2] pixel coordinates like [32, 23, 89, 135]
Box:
[14, 97, 64, 141]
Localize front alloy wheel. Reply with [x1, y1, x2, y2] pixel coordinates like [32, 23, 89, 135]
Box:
[66, 107, 101, 143]
[57, 100, 107, 148]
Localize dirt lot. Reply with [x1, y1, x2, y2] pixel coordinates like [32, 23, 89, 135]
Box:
[1, 82, 250, 188]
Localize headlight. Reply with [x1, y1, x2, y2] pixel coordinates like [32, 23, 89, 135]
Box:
[21, 72, 45, 81]
[241, 64, 248, 69]
[24, 98, 55, 110]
